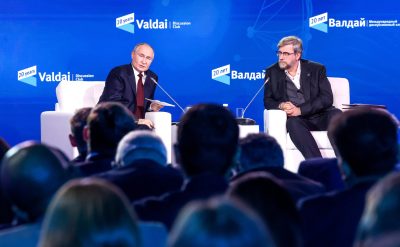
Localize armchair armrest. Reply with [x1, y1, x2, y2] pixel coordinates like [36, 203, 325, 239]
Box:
[41, 111, 76, 159]
[145, 112, 172, 163]
[264, 109, 287, 154]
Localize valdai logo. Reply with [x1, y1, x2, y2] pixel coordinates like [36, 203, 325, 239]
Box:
[212, 65, 231, 85]
[211, 65, 265, 85]
[18, 66, 37, 86]
[17, 66, 94, 87]
[18, 66, 72, 87]
[116, 12, 191, 34]
[309, 12, 328, 33]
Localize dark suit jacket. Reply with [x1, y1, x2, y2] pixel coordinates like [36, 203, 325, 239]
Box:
[96, 160, 184, 203]
[231, 166, 326, 203]
[264, 59, 334, 117]
[298, 180, 377, 247]
[98, 63, 158, 113]
[73, 152, 114, 177]
[134, 173, 228, 230]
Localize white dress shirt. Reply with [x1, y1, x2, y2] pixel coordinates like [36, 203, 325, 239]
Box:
[285, 61, 301, 90]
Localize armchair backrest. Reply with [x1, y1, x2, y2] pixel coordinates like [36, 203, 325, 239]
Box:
[327, 77, 350, 110]
[56, 80, 105, 112]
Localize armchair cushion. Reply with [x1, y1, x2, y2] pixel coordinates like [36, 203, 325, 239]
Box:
[56, 81, 105, 112]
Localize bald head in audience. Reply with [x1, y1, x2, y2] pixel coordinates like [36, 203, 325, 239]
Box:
[115, 130, 167, 167]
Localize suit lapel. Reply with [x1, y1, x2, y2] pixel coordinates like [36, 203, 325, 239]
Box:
[278, 70, 288, 101]
[127, 64, 136, 97]
[300, 60, 311, 100]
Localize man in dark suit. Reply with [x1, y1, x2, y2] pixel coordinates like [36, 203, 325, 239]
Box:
[98, 42, 163, 129]
[264, 35, 341, 159]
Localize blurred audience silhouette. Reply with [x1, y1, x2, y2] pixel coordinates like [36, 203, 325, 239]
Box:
[228, 171, 303, 247]
[169, 198, 275, 247]
[299, 107, 399, 247]
[38, 178, 141, 247]
[97, 130, 183, 202]
[69, 107, 92, 163]
[74, 102, 137, 176]
[355, 172, 400, 247]
[0, 141, 72, 246]
[231, 133, 325, 202]
[134, 103, 239, 229]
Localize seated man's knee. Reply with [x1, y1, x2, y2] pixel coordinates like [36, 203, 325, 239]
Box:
[286, 117, 302, 128]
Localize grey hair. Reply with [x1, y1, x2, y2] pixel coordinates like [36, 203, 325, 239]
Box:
[132, 42, 154, 54]
[277, 36, 303, 54]
[115, 130, 167, 167]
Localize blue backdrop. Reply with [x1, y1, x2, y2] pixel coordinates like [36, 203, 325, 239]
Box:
[1, 0, 400, 145]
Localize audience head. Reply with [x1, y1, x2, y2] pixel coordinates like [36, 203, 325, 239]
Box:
[69, 107, 92, 156]
[176, 103, 239, 177]
[328, 107, 398, 178]
[0, 137, 10, 161]
[0, 137, 13, 223]
[86, 102, 137, 155]
[1, 141, 70, 222]
[115, 130, 167, 167]
[169, 198, 275, 247]
[237, 133, 284, 173]
[228, 171, 302, 247]
[39, 178, 140, 247]
[355, 172, 400, 246]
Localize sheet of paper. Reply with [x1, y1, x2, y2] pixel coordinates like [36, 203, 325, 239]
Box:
[342, 103, 386, 109]
[145, 98, 175, 107]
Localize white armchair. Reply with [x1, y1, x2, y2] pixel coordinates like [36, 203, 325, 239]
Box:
[264, 77, 350, 172]
[40, 80, 172, 161]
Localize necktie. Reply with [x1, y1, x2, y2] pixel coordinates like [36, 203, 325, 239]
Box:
[134, 73, 145, 119]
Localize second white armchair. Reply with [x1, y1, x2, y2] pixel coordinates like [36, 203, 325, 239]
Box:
[264, 77, 350, 172]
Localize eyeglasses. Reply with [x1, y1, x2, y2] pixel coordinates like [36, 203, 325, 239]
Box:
[276, 51, 295, 57]
[136, 53, 153, 62]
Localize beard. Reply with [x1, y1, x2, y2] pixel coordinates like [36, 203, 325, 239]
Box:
[278, 61, 289, 70]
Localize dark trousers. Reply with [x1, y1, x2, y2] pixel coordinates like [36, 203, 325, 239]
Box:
[286, 108, 342, 159]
